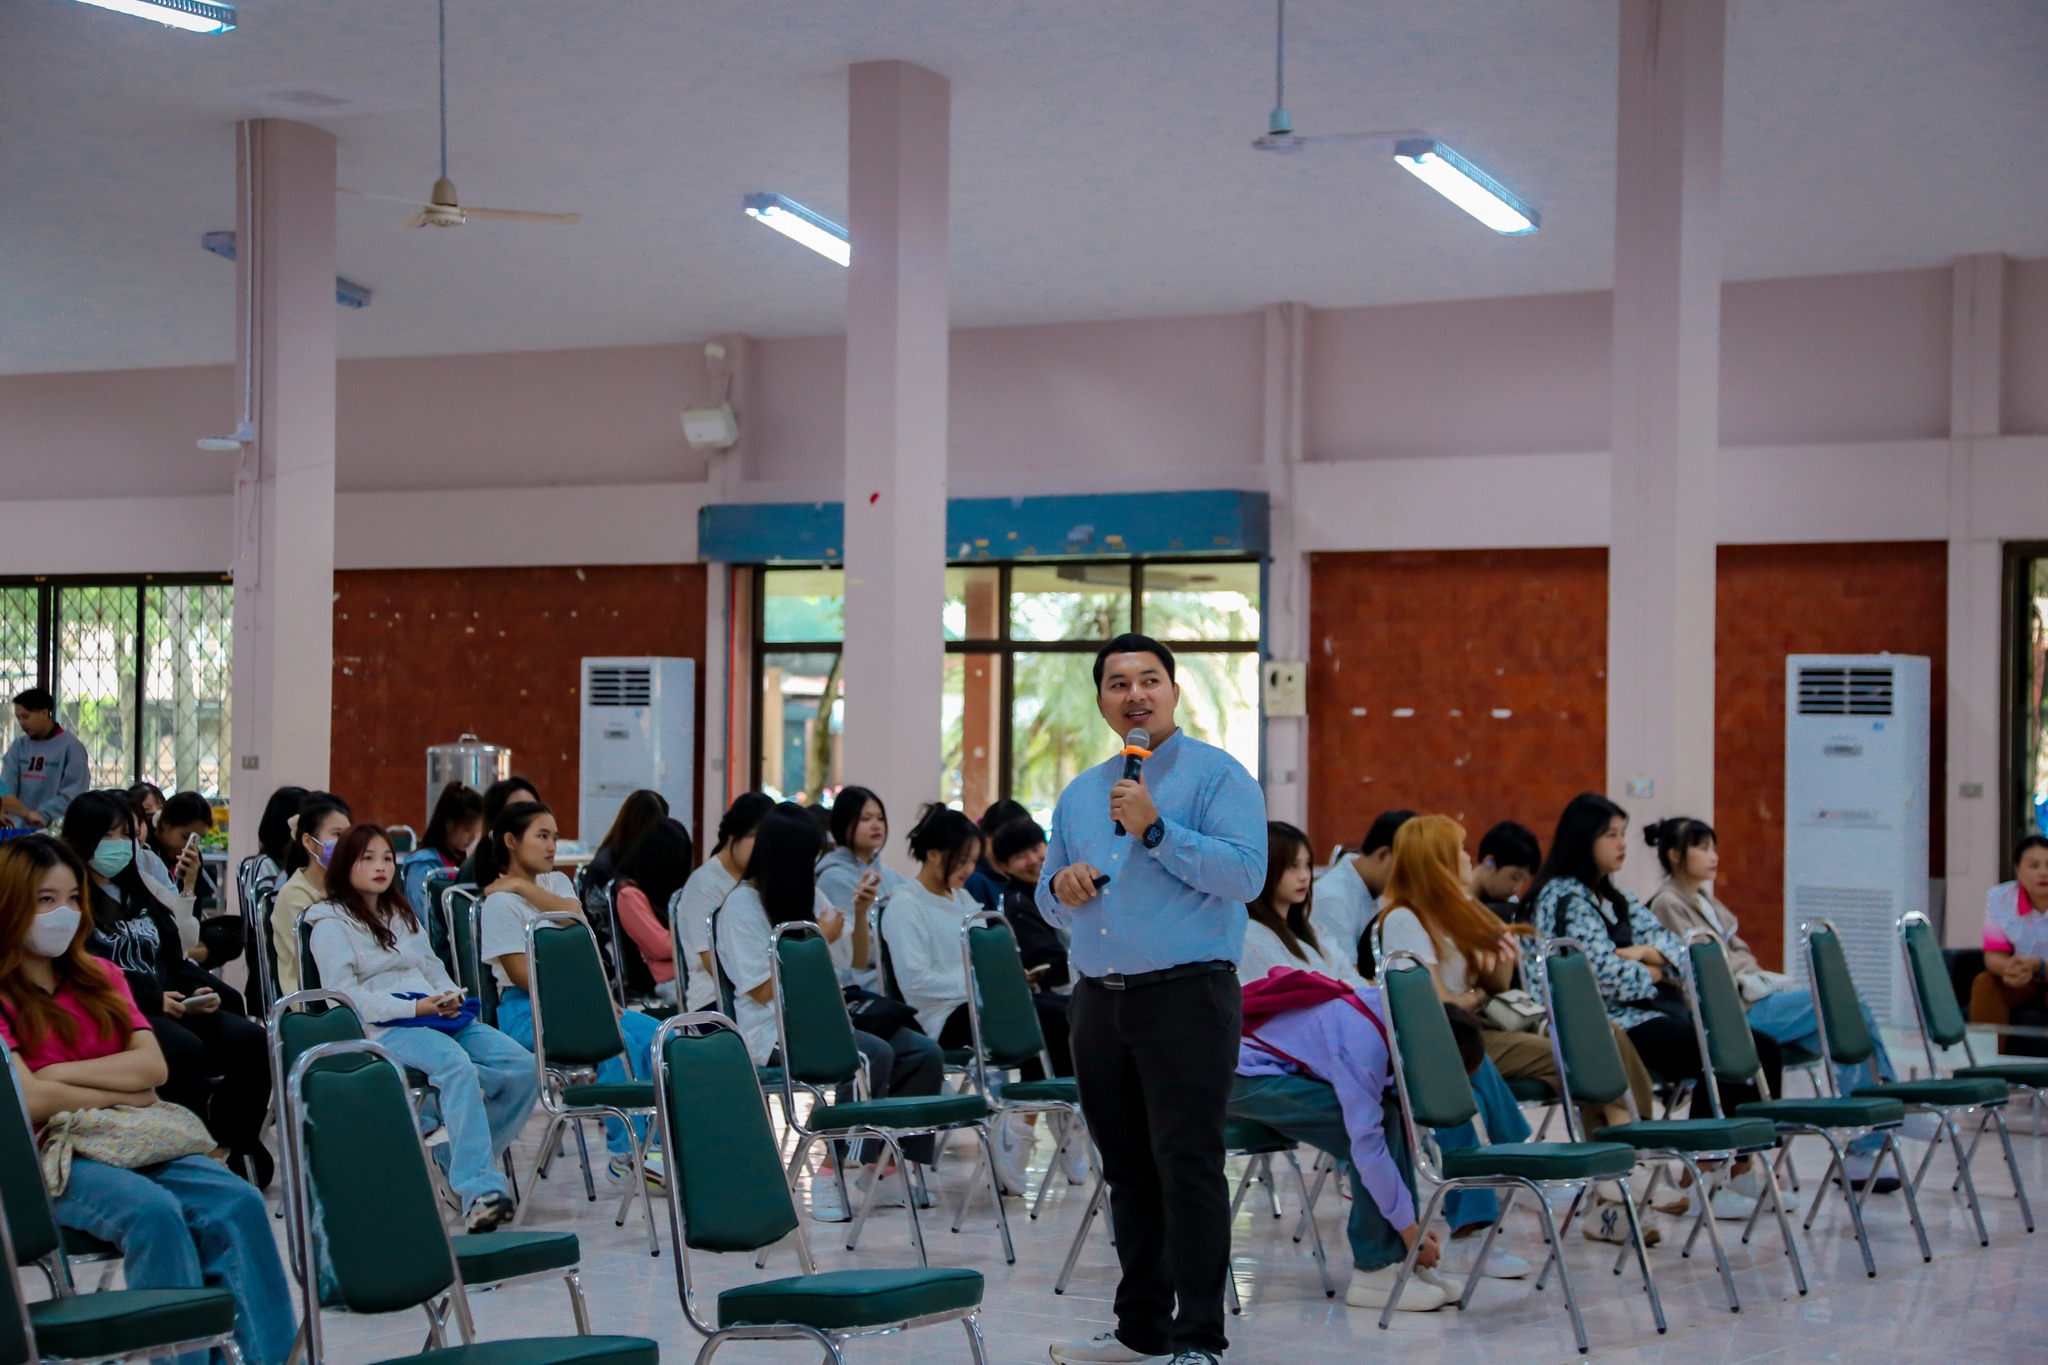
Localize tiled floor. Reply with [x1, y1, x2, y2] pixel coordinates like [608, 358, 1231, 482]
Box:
[292, 1101, 2048, 1365]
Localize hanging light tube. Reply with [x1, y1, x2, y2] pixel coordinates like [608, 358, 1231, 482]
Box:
[1392, 138, 1538, 235]
[72, 0, 236, 34]
[742, 193, 850, 267]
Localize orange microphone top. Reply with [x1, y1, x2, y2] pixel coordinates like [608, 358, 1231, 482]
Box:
[1120, 744, 1153, 760]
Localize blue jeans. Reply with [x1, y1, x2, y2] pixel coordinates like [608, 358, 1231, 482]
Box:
[1434, 1057, 1533, 1231]
[496, 989, 659, 1155]
[1226, 1073, 1409, 1271]
[56, 1155, 296, 1365]
[374, 1020, 538, 1202]
[1745, 987, 1894, 1154]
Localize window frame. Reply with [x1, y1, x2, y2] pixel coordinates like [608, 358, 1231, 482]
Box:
[2004, 541, 2048, 859]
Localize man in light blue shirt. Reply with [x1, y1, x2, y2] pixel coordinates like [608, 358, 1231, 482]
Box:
[1039, 634, 1265, 1365]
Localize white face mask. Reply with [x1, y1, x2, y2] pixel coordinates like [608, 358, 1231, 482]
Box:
[27, 906, 81, 959]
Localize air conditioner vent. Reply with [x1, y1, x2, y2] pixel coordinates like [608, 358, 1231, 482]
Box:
[586, 665, 652, 707]
[1795, 665, 1894, 717]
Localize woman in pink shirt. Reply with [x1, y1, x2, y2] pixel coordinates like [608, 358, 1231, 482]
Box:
[0, 834, 294, 1365]
[1971, 835, 2048, 1056]
[611, 816, 694, 1003]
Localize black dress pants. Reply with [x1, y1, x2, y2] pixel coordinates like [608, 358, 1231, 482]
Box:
[1069, 968, 1240, 1358]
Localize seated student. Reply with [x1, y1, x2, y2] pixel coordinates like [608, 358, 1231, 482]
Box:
[578, 789, 672, 982]
[1521, 793, 1785, 1226]
[455, 776, 540, 884]
[964, 799, 1031, 913]
[673, 793, 776, 1012]
[1467, 820, 1541, 918]
[814, 785, 904, 990]
[476, 801, 662, 1182]
[1243, 821, 1369, 989]
[1314, 809, 1415, 977]
[270, 792, 352, 998]
[400, 781, 485, 927]
[1967, 834, 2048, 1059]
[716, 804, 943, 1221]
[128, 781, 167, 827]
[612, 816, 695, 1003]
[1, 688, 91, 828]
[0, 835, 296, 1365]
[986, 816, 1072, 1000]
[148, 791, 244, 967]
[249, 785, 308, 897]
[58, 791, 273, 1187]
[306, 823, 537, 1232]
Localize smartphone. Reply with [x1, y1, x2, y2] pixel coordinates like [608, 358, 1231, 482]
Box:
[182, 990, 220, 1010]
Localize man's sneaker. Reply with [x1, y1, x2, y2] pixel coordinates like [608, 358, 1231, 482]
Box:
[1440, 1234, 1533, 1279]
[1344, 1264, 1448, 1312]
[607, 1151, 666, 1188]
[991, 1116, 1031, 1196]
[809, 1168, 851, 1223]
[1047, 1332, 1164, 1365]
[1583, 1200, 1660, 1246]
[464, 1190, 515, 1233]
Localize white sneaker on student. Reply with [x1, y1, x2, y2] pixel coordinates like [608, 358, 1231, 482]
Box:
[991, 1116, 1031, 1196]
[1344, 1264, 1448, 1312]
[809, 1169, 851, 1223]
[1583, 1199, 1661, 1246]
[1056, 1124, 1093, 1184]
[1047, 1332, 1164, 1365]
[1709, 1184, 1759, 1221]
[1729, 1162, 1798, 1212]
[1439, 1235, 1533, 1279]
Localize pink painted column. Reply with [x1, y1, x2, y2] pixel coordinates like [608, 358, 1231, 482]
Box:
[227, 118, 338, 870]
[840, 61, 950, 854]
[1606, 0, 1725, 889]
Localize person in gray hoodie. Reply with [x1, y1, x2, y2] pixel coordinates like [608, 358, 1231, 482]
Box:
[1, 688, 90, 827]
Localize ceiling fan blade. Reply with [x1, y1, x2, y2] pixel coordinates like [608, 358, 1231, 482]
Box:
[340, 186, 428, 206]
[1296, 127, 1429, 145]
[398, 213, 432, 228]
[463, 206, 582, 225]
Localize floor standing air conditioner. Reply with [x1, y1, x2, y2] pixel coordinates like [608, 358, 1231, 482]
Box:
[580, 657, 695, 843]
[1782, 654, 1931, 1023]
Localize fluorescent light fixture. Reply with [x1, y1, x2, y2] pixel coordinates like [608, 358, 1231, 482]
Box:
[72, 0, 236, 34]
[1392, 138, 1538, 235]
[743, 192, 849, 267]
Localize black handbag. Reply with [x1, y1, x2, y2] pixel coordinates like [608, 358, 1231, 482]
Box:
[842, 985, 923, 1039]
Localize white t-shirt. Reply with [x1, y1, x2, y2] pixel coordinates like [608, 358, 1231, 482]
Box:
[1373, 905, 1470, 993]
[1240, 918, 1368, 992]
[881, 880, 979, 1038]
[713, 884, 841, 1066]
[672, 858, 738, 1012]
[479, 870, 578, 991]
[1312, 858, 1376, 972]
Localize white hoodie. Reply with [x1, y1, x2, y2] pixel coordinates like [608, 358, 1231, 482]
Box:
[304, 900, 463, 1030]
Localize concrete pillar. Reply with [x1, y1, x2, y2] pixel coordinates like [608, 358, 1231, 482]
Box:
[1945, 252, 2007, 944]
[226, 119, 337, 872]
[1261, 302, 1310, 829]
[840, 60, 950, 865]
[1605, 0, 1725, 892]
[957, 577, 1002, 820]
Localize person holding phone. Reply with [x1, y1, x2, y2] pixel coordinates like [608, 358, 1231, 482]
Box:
[815, 785, 904, 990]
[305, 823, 537, 1232]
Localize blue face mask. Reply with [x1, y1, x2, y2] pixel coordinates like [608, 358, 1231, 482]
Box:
[91, 838, 135, 879]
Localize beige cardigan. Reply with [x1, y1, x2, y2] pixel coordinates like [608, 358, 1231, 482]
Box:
[1645, 877, 1764, 981]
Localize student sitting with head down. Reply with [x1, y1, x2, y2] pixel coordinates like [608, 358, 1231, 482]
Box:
[306, 822, 538, 1232]
[610, 816, 695, 1005]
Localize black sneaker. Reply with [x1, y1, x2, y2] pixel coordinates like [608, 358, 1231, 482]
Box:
[465, 1190, 516, 1233]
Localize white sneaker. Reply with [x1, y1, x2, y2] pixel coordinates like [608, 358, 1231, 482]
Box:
[1056, 1122, 1093, 1184]
[859, 1166, 936, 1210]
[1583, 1199, 1661, 1246]
[1439, 1235, 1533, 1279]
[1709, 1184, 1759, 1221]
[1729, 1163, 1798, 1212]
[809, 1168, 851, 1223]
[991, 1117, 1031, 1196]
[1344, 1264, 1448, 1312]
[1047, 1332, 1164, 1365]
[606, 1151, 665, 1188]
[1902, 1111, 1943, 1143]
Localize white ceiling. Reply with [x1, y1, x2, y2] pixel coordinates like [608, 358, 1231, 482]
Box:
[2, 0, 2043, 375]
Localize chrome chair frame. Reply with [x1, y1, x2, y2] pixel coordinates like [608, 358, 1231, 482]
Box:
[1896, 909, 2047, 1137]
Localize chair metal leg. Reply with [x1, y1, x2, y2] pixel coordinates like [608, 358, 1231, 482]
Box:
[885, 1136, 930, 1266]
[969, 1124, 1017, 1265]
[1616, 1184, 1667, 1335]
[1944, 1109, 1992, 1246]
[518, 1115, 566, 1225]
[1530, 1188, 1591, 1354]
[1531, 1103, 1556, 1141]
[1756, 1157, 1807, 1296]
[1987, 1106, 2035, 1232]
[962, 1313, 991, 1365]
[572, 1118, 597, 1201]
[1533, 1184, 1588, 1292]
[1053, 1175, 1107, 1294]
[1456, 1187, 1515, 1311]
[1884, 1131, 1934, 1264]
[1677, 1158, 1742, 1312]
[1293, 1150, 1331, 1244]
[565, 1270, 592, 1334]
[1282, 1150, 1338, 1297]
[950, 1135, 988, 1235]
[1376, 1183, 1450, 1331]
[844, 1148, 885, 1254]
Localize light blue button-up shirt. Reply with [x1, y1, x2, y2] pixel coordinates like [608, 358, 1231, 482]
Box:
[1035, 729, 1267, 977]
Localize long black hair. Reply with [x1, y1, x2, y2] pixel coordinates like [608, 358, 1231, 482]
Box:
[1248, 820, 1320, 959]
[744, 804, 825, 926]
[283, 793, 353, 875]
[55, 790, 171, 921]
[597, 789, 670, 859]
[1525, 792, 1630, 921]
[480, 776, 540, 831]
[476, 801, 552, 887]
[617, 817, 695, 923]
[422, 782, 484, 863]
[828, 786, 885, 853]
[907, 805, 982, 880]
[712, 792, 776, 856]
[257, 786, 309, 866]
[1645, 816, 1716, 878]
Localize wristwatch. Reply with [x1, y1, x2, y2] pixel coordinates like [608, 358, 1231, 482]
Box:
[1142, 818, 1167, 849]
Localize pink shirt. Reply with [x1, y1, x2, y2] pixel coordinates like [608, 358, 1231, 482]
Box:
[615, 883, 676, 985]
[0, 964, 149, 1072]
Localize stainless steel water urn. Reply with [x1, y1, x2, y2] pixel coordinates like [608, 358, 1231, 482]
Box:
[424, 734, 512, 825]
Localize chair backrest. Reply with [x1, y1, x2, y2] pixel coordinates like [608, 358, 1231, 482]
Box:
[296, 913, 321, 991]
[386, 825, 417, 854]
[0, 1139, 42, 1365]
[446, 886, 496, 1024]
[653, 1014, 803, 1255]
[254, 886, 281, 1007]
[287, 1041, 461, 1323]
[527, 914, 627, 1071]
[1379, 952, 1480, 1131]
[709, 903, 739, 1017]
[772, 923, 863, 1088]
[269, 990, 373, 1081]
[604, 882, 634, 1004]
[872, 900, 906, 1001]
[0, 1042, 63, 1270]
[1683, 934, 1765, 1099]
[1803, 922, 1878, 1068]
[962, 913, 1048, 1074]
[422, 873, 459, 971]
[1541, 943, 1635, 1112]
[1899, 911, 1969, 1050]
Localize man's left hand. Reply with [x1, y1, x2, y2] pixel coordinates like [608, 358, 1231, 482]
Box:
[1110, 774, 1158, 838]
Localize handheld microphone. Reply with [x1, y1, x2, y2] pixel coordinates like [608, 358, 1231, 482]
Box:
[1112, 727, 1152, 836]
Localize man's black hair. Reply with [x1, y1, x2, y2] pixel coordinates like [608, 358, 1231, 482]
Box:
[160, 792, 215, 830]
[1476, 819, 1542, 873]
[1092, 633, 1176, 692]
[11, 687, 54, 714]
[1359, 809, 1417, 857]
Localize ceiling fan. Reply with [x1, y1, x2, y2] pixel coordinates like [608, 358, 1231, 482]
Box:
[1250, 0, 1420, 154]
[339, 0, 579, 228]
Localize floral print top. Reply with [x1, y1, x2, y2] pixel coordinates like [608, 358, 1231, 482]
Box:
[1520, 875, 1688, 1030]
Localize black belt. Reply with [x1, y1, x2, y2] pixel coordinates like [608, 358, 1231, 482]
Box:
[1084, 960, 1236, 991]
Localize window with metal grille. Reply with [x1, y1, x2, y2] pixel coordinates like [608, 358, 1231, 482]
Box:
[1795, 665, 1895, 717]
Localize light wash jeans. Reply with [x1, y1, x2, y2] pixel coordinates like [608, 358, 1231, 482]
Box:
[373, 1019, 538, 1202]
[55, 1154, 296, 1365]
[1435, 1056, 1534, 1231]
[1745, 987, 1895, 1154]
[495, 988, 659, 1155]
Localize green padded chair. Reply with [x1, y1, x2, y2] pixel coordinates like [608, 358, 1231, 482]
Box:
[0, 1043, 243, 1365]
[1898, 911, 2048, 1131]
[956, 911, 1092, 1218]
[1382, 951, 1652, 1354]
[651, 1014, 989, 1365]
[282, 1039, 657, 1365]
[1540, 939, 1793, 1315]
[1803, 920, 2033, 1246]
[265, 990, 590, 1335]
[252, 886, 282, 1015]
[706, 905, 796, 1110]
[387, 825, 418, 855]
[769, 922, 1010, 1267]
[422, 874, 462, 975]
[1681, 932, 1917, 1279]
[873, 903, 975, 1077]
[444, 886, 495, 1026]
[516, 914, 663, 1257]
